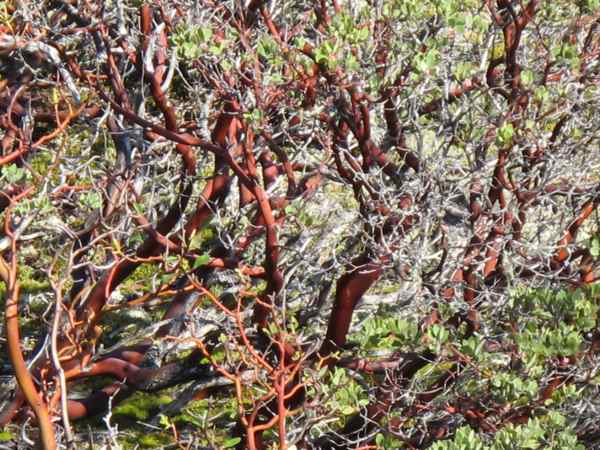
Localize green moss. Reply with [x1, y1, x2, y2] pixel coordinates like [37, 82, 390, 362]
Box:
[113, 392, 172, 421]
[120, 431, 173, 449]
[18, 265, 49, 293]
[120, 263, 160, 295]
[188, 224, 217, 251]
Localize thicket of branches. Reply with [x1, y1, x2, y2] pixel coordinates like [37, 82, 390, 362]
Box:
[1, 0, 600, 449]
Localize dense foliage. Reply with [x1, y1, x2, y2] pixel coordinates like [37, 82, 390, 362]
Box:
[1, 0, 600, 449]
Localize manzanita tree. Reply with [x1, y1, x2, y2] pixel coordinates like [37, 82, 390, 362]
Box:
[1, 0, 600, 449]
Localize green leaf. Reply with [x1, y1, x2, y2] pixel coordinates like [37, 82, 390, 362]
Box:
[158, 414, 170, 429]
[418, 49, 439, 72]
[521, 70, 534, 86]
[491, 43, 505, 60]
[177, 413, 203, 428]
[497, 123, 514, 146]
[591, 236, 600, 257]
[454, 62, 474, 81]
[0, 431, 13, 442]
[51, 87, 60, 105]
[181, 41, 199, 59]
[209, 43, 225, 55]
[192, 254, 211, 269]
[133, 202, 145, 215]
[448, 14, 466, 32]
[189, 231, 203, 250]
[340, 405, 355, 415]
[522, 438, 541, 449]
[356, 27, 369, 41]
[348, 54, 360, 71]
[584, 0, 600, 11]
[2, 164, 26, 183]
[80, 191, 103, 209]
[223, 437, 242, 448]
[534, 86, 549, 103]
[197, 26, 213, 43]
[221, 59, 232, 71]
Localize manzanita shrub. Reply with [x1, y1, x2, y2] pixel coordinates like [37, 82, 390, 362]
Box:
[1, 0, 600, 449]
